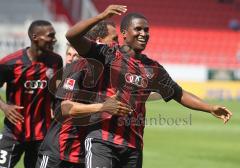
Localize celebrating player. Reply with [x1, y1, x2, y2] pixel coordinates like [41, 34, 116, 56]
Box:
[0, 20, 63, 168]
[66, 5, 233, 168]
[35, 20, 125, 168]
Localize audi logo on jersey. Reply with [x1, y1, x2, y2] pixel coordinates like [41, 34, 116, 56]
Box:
[24, 80, 47, 89]
[125, 73, 148, 88]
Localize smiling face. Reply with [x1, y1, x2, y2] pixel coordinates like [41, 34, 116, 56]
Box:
[32, 25, 57, 52]
[122, 18, 149, 54]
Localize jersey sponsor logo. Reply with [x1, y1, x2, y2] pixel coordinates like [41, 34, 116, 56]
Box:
[125, 73, 148, 88]
[24, 80, 47, 90]
[63, 78, 75, 90]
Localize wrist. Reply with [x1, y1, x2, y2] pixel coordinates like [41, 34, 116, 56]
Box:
[0, 100, 6, 110]
[208, 105, 215, 113]
[95, 103, 104, 112]
[96, 13, 106, 21]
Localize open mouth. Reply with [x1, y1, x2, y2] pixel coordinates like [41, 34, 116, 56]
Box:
[137, 37, 147, 45]
[137, 36, 148, 45]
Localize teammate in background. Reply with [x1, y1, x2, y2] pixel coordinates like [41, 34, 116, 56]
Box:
[35, 20, 125, 168]
[0, 20, 63, 168]
[65, 5, 233, 168]
[86, 20, 118, 44]
[65, 43, 80, 65]
[65, 20, 118, 66]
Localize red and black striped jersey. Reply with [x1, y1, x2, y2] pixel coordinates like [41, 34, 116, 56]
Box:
[38, 106, 86, 164]
[83, 43, 183, 149]
[0, 48, 63, 141]
[43, 58, 100, 163]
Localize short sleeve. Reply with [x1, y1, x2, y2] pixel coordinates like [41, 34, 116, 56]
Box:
[154, 63, 182, 102]
[55, 62, 83, 100]
[55, 61, 97, 103]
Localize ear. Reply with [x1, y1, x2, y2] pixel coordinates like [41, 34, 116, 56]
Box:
[31, 33, 38, 41]
[121, 30, 127, 39]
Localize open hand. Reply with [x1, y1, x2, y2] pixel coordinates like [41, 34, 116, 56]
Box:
[210, 105, 232, 124]
[101, 94, 132, 117]
[1, 104, 24, 125]
[99, 5, 127, 19]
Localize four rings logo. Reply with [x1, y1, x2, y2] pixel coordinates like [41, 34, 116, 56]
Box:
[125, 73, 148, 88]
[24, 80, 47, 89]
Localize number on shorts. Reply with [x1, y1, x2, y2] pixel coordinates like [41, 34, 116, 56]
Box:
[0, 150, 8, 164]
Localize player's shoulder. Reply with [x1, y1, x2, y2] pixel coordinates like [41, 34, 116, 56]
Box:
[95, 42, 119, 61]
[45, 51, 63, 67]
[97, 42, 118, 53]
[0, 49, 24, 64]
[48, 51, 62, 60]
[140, 54, 166, 72]
[141, 54, 157, 65]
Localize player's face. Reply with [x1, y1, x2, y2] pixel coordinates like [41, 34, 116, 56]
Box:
[66, 46, 80, 64]
[123, 18, 149, 54]
[100, 25, 118, 44]
[35, 25, 57, 52]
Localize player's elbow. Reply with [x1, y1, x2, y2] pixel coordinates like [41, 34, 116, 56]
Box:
[65, 30, 73, 40]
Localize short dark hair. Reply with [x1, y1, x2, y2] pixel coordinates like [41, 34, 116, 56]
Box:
[28, 20, 52, 39]
[120, 13, 147, 33]
[85, 20, 116, 41]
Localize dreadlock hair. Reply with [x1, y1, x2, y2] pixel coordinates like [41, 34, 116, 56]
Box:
[85, 20, 116, 41]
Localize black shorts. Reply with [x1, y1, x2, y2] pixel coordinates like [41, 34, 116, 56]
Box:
[36, 120, 85, 168]
[85, 138, 143, 168]
[35, 153, 85, 168]
[0, 130, 42, 168]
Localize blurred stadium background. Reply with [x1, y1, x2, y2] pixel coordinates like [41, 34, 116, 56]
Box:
[0, 0, 239, 167]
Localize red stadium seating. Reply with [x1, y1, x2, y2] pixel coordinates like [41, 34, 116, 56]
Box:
[92, 0, 240, 68]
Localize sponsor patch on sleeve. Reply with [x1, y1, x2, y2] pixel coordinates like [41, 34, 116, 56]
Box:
[63, 78, 75, 90]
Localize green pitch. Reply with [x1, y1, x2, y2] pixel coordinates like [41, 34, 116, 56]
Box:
[0, 90, 239, 168]
[143, 100, 239, 168]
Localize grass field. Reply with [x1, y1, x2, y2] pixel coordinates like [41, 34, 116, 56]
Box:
[143, 100, 239, 168]
[0, 90, 239, 168]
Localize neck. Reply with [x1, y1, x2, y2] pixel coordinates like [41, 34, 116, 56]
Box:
[134, 53, 142, 60]
[122, 42, 142, 56]
[27, 45, 43, 61]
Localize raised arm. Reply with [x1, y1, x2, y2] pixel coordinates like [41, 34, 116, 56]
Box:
[174, 90, 232, 124]
[65, 5, 127, 56]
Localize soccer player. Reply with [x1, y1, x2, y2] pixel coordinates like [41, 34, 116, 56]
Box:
[35, 20, 125, 168]
[0, 20, 63, 168]
[65, 5, 233, 168]
[65, 20, 118, 66]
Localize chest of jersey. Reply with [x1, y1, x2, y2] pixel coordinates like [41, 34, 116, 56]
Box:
[11, 62, 56, 94]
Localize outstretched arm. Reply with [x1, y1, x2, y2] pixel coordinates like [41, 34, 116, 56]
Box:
[174, 90, 232, 123]
[66, 5, 127, 56]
